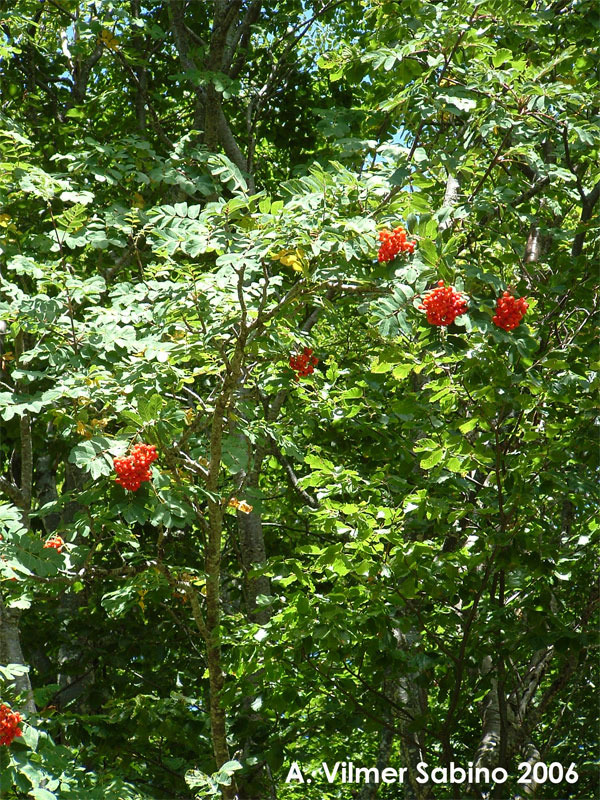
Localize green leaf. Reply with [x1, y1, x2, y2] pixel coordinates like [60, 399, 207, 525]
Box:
[418, 239, 437, 266]
[492, 48, 513, 67]
[65, 107, 86, 119]
[370, 359, 394, 373]
[340, 386, 363, 400]
[420, 449, 444, 469]
[68, 438, 112, 479]
[459, 418, 478, 434]
[31, 789, 57, 800]
[392, 363, 413, 379]
[21, 724, 39, 751]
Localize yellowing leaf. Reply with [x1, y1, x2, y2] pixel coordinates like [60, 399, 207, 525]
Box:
[228, 497, 253, 514]
[76, 421, 92, 438]
[272, 248, 308, 274]
[100, 30, 119, 50]
[90, 418, 107, 430]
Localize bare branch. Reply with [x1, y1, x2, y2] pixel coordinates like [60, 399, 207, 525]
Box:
[0, 477, 25, 509]
[268, 436, 318, 509]
[72, 43, 104, 104]
[60, 28, 74, 74]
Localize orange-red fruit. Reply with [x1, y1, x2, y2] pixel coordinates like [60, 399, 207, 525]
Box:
[0, 705, 22, 746]
[44, 535, 64, 553]
[289, 347, 319, 380]
[114, 443, 158, 491]
[377, 226, 416, 262]
[419, 281, 468, 326]
[492, 291, 528, 331]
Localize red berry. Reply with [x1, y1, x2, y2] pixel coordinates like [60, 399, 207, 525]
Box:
[419, 281, 468, 326]
[0, 705, 22, 746]
[43, 535, 64, 553]
[377, 226, 416, 262]
[492, 291, 528, 331]
[289, 348, 319, 379]
[114, 443, 158, 491]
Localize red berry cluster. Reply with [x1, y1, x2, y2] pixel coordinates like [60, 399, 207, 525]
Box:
[493, 291, 529, 331]
[377, 227, 416, 262]
[419, 280, 468, 326]
[114, 443, 158, 492]
[0, 704, 22, 746]
[43, 535, 64, 553]
[289, 347, 318, 379]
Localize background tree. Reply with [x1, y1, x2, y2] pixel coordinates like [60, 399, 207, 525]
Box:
[0, 1, 598, 799]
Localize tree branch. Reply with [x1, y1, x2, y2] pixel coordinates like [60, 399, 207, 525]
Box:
[0, 477, 25, 509]
[268, 436, 318, 509]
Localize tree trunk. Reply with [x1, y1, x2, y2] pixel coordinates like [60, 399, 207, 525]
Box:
[0, 598, 35, 713]
[238, 509, 271, 625]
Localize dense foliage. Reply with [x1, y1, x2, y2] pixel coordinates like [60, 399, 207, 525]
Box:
[0, 1, 598, 799]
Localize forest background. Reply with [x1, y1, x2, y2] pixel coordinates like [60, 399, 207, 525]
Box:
[0, 1, 598, 799]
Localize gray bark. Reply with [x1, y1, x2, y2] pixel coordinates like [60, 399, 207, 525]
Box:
[394, 628, 431, 800]
[0, 597, 35, 712]
[238, 509, 270, 625]
[514, 742, 543, 799]
[471, 656, 502, 796]
[439, 173, 460, 231]
[524, 225, 543, 263]
[0, 330, 35, 712]
[357, 718, 395, 800]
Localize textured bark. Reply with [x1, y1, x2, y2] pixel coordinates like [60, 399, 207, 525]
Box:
[357, 714, 395, 800]
[238, 509, 270, 625]
[470, 616, 591, 796]
[168, 0, 262, 189]
[235, 445, 272, 800]
[524, 225, 543, 263]
[168, 0, 205, 131]
[394, 628, 431, 800]
[514, 741, 543, 799]
[198, 326, 250, 798]
[0, 598, 35, 712]
[0, 329, 35, 712]
[471, 657, 501, 795]
[439, 173, 460, 231]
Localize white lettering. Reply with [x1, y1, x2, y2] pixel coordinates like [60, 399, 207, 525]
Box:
[285, 762, 304, 783]
[491, 767, 508, 784]
[473, 766, 491, 783]
[355, 767, 380, 783]
[450, 763, 466, 783]
[381, 767, 398, 783]
[431, 766, 447, 784]
[322, 762, 340, 783]
[416, 761, 430, 784]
